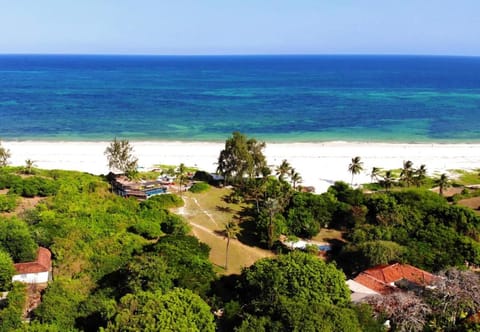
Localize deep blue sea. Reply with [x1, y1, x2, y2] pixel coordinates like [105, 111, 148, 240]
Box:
[1, 54, 479, 142]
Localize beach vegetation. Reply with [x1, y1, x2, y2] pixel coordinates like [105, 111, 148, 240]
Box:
[23, 159, 36, 175]
[453, 168, 480, 185]
[436, 173, 450, 196]
[348, 156, 364, 186]
[175, 162, 188, 192]
[0, 142, 10, 168]
[189, 181, 210, 193]
[0, 193, 19, 212]
[104, 138, 138, 178]
[400, 160, 414, 187]
[217, 131, 267, 185]
[275, 159, 292, 182]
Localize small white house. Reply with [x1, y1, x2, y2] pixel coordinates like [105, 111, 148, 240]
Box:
[12, 247, 52, 284]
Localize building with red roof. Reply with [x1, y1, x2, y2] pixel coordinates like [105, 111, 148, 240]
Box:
[347, 263, 436, 302]
[12, 247, 52, 284]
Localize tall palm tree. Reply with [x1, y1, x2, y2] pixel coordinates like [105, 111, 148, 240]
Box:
[176, 163, 188, 193]
[370, 167, 381, 183]
[290, 168, 302, 190]
[435, 173, 450, 196]
[348, 156, 364, 187]
[223, 220, 240, 270]
[414, 164, 427, 187]
[276, 159, 291, 182]
[382, 170, 395, 192]
[400, 160, 414, 187]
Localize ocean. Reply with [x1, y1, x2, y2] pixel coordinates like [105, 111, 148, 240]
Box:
[1, 54, 479, 143]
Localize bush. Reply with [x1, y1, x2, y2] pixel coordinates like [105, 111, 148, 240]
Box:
[0, 250, 15, 290]
[9, 177, 59, 198]
[0, 174, 22, 190]
[139, 194, 183, 210]
[0, 194, 19, 212]
[0, 282, 26, 331]
[189, 182, 210, 193]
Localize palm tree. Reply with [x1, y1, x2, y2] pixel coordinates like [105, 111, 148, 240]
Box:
[176, 163, 188, 193]
[370, 167, 381, 183]
[382, 170, 395, 191]
[400, 160, 414, 187]
[414, 164, 427, 187]
[435, 173, 450, 196]
[223, 220, 240, 270]
[276, 159, 291, 182]
[24, 159, 36, 174]
[348, 156, 364, 187]
[290, 168, 302, 190]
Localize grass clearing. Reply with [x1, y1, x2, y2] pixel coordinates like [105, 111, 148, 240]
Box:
[174, 187, 273, 275]
[311, 228, 345, 244]
[452, 169, 480, 186]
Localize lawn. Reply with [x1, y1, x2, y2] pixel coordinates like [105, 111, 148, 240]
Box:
[174, 187, 273, 275]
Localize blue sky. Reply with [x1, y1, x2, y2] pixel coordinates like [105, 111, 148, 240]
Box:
[0, 0, 479, 55]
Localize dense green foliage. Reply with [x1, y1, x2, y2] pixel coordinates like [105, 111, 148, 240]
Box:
[0, 193, 19, 212]
[0, 217, 37, 262]
[0, 282, 26, 331]
[223, 251, 363, 331]
[0, 250, 15, 290]
[189, 181, 211, 193]
[0, 172, 58, 197]
[105, 288, 215, 332]
[217, 131, 268, 185]
[139, 193, 184, 209]
[338, 188, 480, 273]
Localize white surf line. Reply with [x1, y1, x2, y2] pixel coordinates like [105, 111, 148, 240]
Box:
[191, 197, 219, 227]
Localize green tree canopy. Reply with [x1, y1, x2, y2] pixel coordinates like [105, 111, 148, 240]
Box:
[217, 132, 267, 184]
[0, 250, 15, 290]
[106, 288, 215, 332]
[0, 217, 38, 262]
[234, 252, 358, 331]
[104, 138, 138, 177]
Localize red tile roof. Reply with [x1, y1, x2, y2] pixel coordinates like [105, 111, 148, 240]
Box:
[14, 247, 52, 275]
[353, 263, 435, 295]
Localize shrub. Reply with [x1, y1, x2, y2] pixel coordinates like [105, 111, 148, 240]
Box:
[0, 194, 19, 212]
[139, 194, 183, 210]
[189, 182, 210, 193]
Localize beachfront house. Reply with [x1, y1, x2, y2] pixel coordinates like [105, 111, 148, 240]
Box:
[107, 173, 168, 200]
[12, 247, 52, 284]
[347, 263, 436, 302]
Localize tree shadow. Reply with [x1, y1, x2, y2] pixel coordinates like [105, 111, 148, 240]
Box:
[216, 205, 233, 213]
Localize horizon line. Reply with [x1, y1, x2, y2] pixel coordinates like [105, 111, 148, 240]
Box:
[0, 52, 479, 58]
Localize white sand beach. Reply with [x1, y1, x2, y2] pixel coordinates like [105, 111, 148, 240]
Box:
[4, 141, 480, 193]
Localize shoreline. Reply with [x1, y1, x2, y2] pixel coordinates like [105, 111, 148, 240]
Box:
[3, 140, 480, 193]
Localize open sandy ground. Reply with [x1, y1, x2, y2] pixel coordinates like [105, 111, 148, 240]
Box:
[4, 141, 480, 193]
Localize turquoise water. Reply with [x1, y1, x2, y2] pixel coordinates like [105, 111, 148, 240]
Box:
[1, 55, 479, 142]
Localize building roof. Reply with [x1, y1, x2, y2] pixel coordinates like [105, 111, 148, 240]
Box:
[14, 247, 52, 275]
[351, 263, 435, 295]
